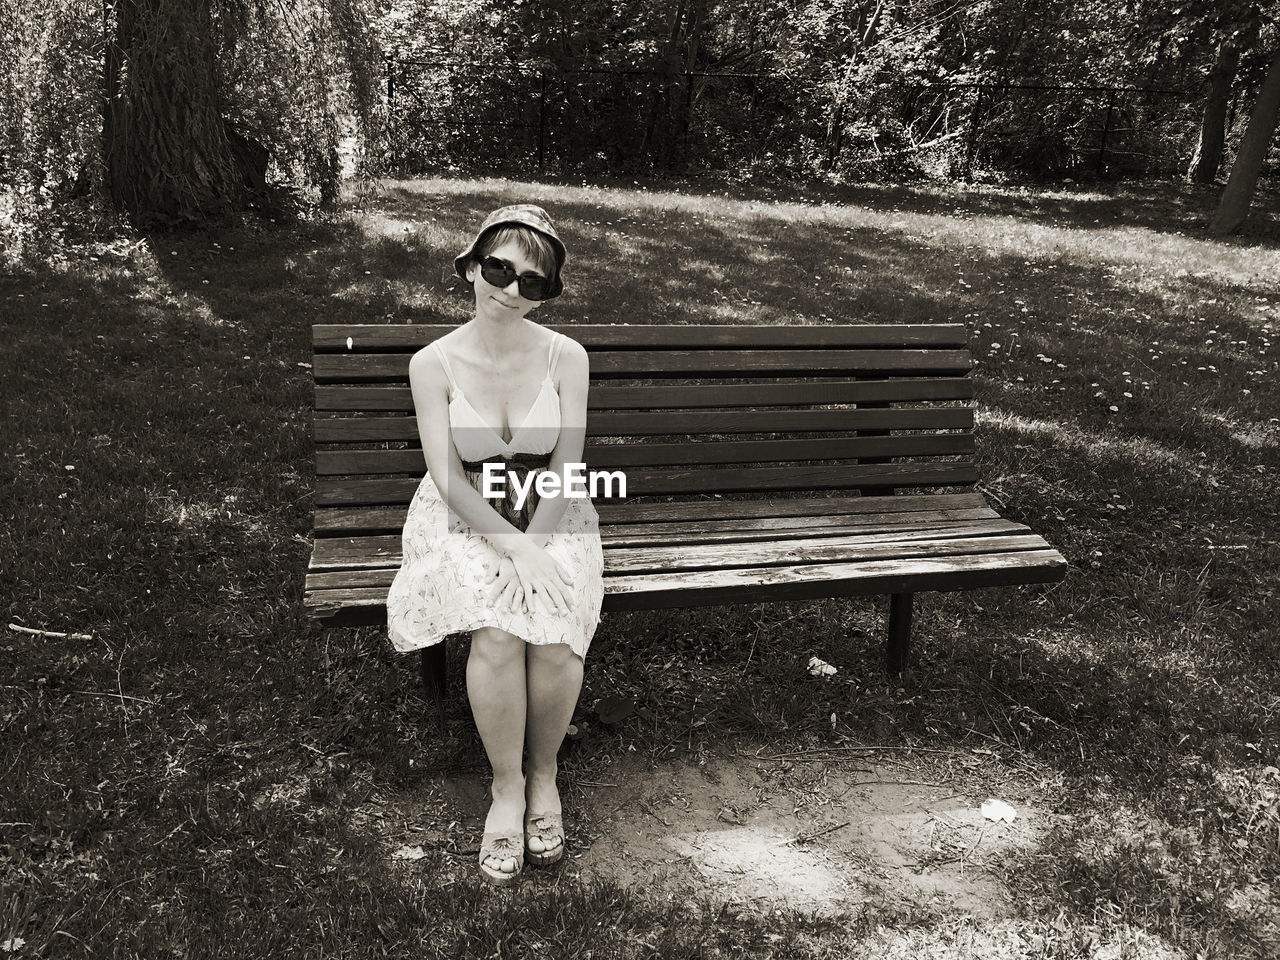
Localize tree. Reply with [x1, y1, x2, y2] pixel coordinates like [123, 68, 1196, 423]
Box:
[104, 1, 251, 222]
[101, 0, 381, 225]
[1211, 41, 1280, 234]
[1186, 23, 1258, 183]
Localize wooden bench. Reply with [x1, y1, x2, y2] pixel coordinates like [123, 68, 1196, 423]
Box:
[304, 323, 1068, 695]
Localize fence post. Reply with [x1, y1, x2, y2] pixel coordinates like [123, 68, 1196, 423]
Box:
[963, 86, 985, 178]
[386, 58, 395, 168]
[1097, 89, 1116, 175]
[683, 72, 695, 168]
[538, 69, 547, 174]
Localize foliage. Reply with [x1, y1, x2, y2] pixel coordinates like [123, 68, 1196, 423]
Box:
[0, 0, 383, 258]
[0, 0, 109, 260]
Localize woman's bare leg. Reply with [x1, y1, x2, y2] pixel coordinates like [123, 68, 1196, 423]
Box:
[467, 626, 527, 876]
[524, 642, 583, 855]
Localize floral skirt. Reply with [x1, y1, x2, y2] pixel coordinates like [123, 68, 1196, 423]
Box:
[386, 465, 605, 663]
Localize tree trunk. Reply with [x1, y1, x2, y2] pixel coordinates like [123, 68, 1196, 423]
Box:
[1210, 44, 1280, 235]
[641, 0, 687, 169]
[825, 0, 883, 169]
[104, 0, 251, 224]
[675, 0, 709, 165]
[1187, 27, 1254, 184]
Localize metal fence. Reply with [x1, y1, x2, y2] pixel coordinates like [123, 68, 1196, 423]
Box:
[385, 60, 775, 174]
[385, 60, 1266, 181]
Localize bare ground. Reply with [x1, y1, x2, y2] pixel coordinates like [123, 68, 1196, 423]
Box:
[270, 738, 1068, 919]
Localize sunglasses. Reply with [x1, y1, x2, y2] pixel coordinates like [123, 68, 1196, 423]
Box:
[478, 256, 552, 301]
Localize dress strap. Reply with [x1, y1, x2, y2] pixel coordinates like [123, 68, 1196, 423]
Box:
[547, 332, 566, 381]
[431, 340, 459, 396]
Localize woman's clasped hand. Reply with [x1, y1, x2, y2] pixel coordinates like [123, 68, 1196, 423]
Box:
[487, 540, 574, 615]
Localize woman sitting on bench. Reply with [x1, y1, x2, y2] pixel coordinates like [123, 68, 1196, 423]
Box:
[386, 204, 605, 886]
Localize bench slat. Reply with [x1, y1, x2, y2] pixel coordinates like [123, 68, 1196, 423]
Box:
[305, 521, 1035, 580]
[313, 323, 972, 351]
[316, 461, 978, 506]
[600, 549, 1069, 609]
[315, 378, 977, 412]
[315, 349, 973, 382]
[314, 407, 974, 443]
[315, 434, 976, 475]
[311, 491, 993, 534]
[599, 513, 1018, 547]
[303, 550, 1068, 624]
[606, 533, 1049, 573]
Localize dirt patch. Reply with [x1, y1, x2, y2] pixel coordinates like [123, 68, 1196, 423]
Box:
[566, 745, 1058, 918]
[324, 740, 1063, 918]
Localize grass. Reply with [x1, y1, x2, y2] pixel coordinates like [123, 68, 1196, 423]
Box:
[2, 173, 1278, 958]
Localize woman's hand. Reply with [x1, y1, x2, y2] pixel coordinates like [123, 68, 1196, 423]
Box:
[488, 541, 573, 616]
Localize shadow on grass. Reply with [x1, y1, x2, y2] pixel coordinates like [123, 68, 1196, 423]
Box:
[2, 174, 1276, 956]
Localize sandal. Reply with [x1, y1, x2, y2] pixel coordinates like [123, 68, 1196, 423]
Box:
[524, 811, 565, 866]
[478, 830, 525, 887]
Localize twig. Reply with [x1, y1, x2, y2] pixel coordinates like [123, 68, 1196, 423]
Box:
[8, 623, 93, 641]
[0, 683, 159, 706]
[958, 824, 986, 868]
[73, 688, 159, 706]
[782, 820, 850, 847]
[743, 745, 959, 761]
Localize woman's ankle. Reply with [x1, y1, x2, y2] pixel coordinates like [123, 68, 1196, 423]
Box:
[490, 771, 526, 797]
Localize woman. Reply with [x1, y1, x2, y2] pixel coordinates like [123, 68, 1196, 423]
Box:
[386, 204, 605, 887]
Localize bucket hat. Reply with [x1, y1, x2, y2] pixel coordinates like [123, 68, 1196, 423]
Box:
[454, 203, 566, 299]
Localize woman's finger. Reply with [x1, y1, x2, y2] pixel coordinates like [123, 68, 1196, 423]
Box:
[544, 578, 570, 614]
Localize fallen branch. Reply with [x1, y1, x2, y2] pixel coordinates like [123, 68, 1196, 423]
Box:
[783, 820, 850, 847]
[743, 745, 959, 761]
[8, 623, 93, 641]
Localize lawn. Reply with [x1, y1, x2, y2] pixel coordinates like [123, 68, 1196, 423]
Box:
[2, 174, 1278, 958]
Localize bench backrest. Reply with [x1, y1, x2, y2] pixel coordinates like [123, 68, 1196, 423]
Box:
[313, 323, 975, 534]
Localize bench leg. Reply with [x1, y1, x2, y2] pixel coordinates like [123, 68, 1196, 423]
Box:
[420, 645, 448, 705]
[886, 593, 914, 676]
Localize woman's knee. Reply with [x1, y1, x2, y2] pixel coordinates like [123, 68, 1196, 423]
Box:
[470, 626, 524, 667]
[527, 642, 581, 671]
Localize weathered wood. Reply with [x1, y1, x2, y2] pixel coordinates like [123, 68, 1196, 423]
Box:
[305, 531, 1046, 590]
[598, 550, 1068, 610]
[315, 407, 975, 443]
[596, 513, 1016, 547]
[315, 348, 973, 382]
[312, 491, 995, 534]
[315, 461, 978, 507]
[303, 550, 1068, 622]
[316, 377, 976, 412]
[316, 433, 977, 476]
[308, 515, 1025, 573]
[313, 323, 972, 352]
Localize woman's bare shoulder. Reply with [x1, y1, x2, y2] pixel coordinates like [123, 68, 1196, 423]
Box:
[408, 338, 448, 381]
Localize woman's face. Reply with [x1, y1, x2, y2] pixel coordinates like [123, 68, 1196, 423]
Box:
[466, 239, 546, 322]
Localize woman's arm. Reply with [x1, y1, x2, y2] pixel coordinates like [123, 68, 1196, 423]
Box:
[523, 337, 590, 549]
[408, 344, 529, 556]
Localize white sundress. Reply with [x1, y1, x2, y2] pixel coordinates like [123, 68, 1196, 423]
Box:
[386, 329, 605, 663]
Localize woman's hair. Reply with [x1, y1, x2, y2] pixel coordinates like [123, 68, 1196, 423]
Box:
[473, 225, 562, 282]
